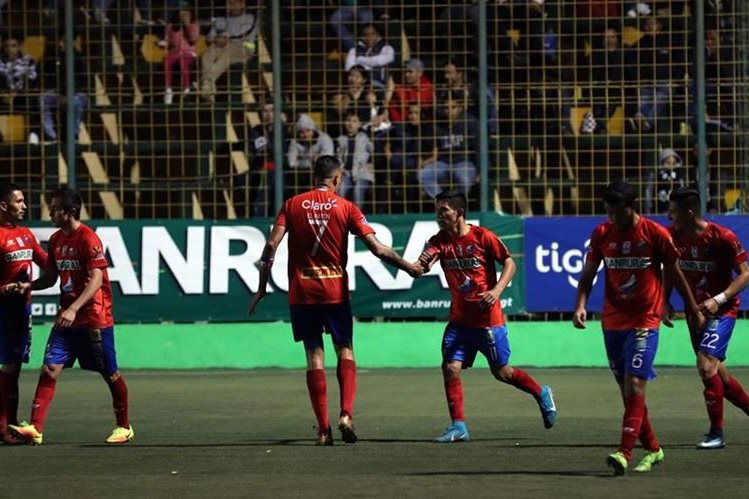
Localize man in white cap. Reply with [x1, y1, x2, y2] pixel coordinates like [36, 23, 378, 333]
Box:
[286, 114, 335, 196]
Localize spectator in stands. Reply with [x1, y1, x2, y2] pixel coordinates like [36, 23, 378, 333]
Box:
[437, 59, 498, 135]
[386, 103, 436, 212]
[418, 97, 477, 199]
[645, 148, 685, 214]
[388, 58, 433, 123]
[38, 38, 87, 143]
[162, 4, 199, 105]
[330, 1, 381, 53]
[92, 0, 154, 25]
[199, 0, 258, 103]
[249, 101, 287, 217]
[585, 25, 626, 134]
[703, 27, 737, 132]
[344, 22, 394, 94]
[0, 32, 39, 143]
[286, 114, 335, 196]
[329, 65, 379, 138]
[626, 15, 687, 133]
[336, 110, 374, 211]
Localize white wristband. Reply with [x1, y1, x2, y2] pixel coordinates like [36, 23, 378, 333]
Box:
[713, 292, 728, 306]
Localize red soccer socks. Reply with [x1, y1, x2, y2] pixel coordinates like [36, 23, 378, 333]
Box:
[505, 367, 543, 398]
[444, 377, 465, 422]
[723, 375, 749, 417]
[703, 374, 725, 434]
[30, 372, 57, 433]
[107, 376, 130, 429]
[336, 359, 356, 418]
[639, 405, 660, 452]
[619, 393, 646, 460]
[306, 369, 330, 431]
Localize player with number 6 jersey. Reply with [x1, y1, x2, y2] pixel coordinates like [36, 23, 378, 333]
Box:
[666, 187, 749, 450]
[573, 181, 703, 475]
[249, 155, 422, 446]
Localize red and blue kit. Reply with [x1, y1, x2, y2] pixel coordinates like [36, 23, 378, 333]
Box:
[275, 189, 374, 306]
[670, 222, 746, 318]
[0, 224, 47, 364]
[424, 225, 511, 328]
[0, 225, 47, 302]
[47, 224, 113, 329]
[586, 217, 679, 331]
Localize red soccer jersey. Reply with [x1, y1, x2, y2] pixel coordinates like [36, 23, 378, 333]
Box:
[47, 224, 113, 328]
[275, 188, 375, 305]
[670, 222, 747, 318]
[586, 216, 679, 330]
[425, 225, 511, 328]
[0, 224, 47, 305]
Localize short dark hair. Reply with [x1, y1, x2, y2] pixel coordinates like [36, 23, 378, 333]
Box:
[0, 182, 23, 203]
[669, 187, 701, 213]
[313, 155, 342, 180]
[435, 189, 467, 217]
[603, 180, 637, 207]
[348, 65, 369, 83]
[51, 185, 83, 220]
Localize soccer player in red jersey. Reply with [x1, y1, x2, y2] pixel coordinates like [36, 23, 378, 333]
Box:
[0, 183, 47, 444]
[417, 190, 557, 443]
[8, 187, 133, 445]
[666, 187, 749, 449]
[573, 181, 703, 475]
[248, 155, 422, 445]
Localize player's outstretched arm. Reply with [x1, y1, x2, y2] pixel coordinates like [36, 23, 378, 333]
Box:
[573, 259, 598, 329]
[249, 223, 287, 316]
[362, 233, 422, 278]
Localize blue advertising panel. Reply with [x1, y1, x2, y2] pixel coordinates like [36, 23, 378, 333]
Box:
[524, 217, 603, 312]
[524, 215, 749, 312]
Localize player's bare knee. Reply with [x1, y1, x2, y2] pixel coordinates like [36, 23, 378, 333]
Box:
[42, 364, 63, 379]
[491, 365, 513, 382]
[106, 371, 121, 383]
[442, 362, 461, 379]
[696, 354, 719, 380]
[1, 363, 21, 374]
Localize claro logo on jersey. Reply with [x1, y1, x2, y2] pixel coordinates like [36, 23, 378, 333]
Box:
[534, 240, 600, 288]
[302, 199, 336, 211]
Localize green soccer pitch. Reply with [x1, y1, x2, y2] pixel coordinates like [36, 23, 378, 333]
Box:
[3, 368, 749, 497]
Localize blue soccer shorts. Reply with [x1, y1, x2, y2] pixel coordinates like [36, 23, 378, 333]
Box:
[289, 302, 353, 351]
[690, 316, 736, 361]
[442, 322, 511, 369]
[0, 303, 32, 364]
[603, 328, 659, 382]
[43, 326, 119, 376]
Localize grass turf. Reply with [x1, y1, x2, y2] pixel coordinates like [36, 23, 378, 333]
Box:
[4, 368, 749, 498]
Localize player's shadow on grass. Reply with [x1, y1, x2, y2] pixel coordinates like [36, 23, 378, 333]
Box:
[407, 470, 613, 478]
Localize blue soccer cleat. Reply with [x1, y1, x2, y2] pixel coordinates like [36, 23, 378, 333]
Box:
[538, 385, 557, 429]
[435, 421, 470, 443]
[696, 433, 725, 450]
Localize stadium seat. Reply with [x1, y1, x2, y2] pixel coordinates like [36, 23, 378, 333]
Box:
[140, 34, 166, 64]
[0, 115, 28, 143]
[570, 106, 592, 136]
[22, 35, 46, 61]
[724, 189, 742, 211]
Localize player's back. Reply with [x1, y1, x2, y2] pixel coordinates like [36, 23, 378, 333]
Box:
[277, 189, 373, 305]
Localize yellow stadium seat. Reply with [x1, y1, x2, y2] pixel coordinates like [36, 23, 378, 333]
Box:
[607, 106, 624, 135]
[622, 26, 644, 47]
[724, 189, 742, 211]
[195, 35, 207, 57]
[570, 106, 592, 136]
[0, 115, 28, 143]
[22, 35, 46, 61]
[141, 34, 166, 63]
